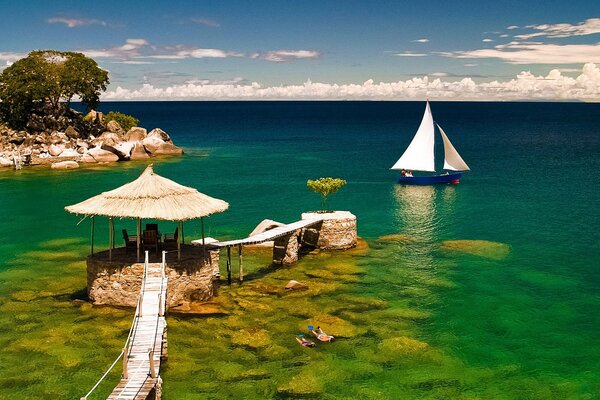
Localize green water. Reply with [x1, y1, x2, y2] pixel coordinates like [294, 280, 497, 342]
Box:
[0, 101, 599, 399]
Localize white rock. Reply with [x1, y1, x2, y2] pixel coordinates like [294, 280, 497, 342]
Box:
[48, 144, 64, 156]
[59, 148, 80, 157]
[0, 157, 12, 167]
[51, 161, 79, 169]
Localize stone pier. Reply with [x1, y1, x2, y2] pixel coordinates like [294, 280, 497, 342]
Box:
[301, 211, 357, 250]
[86, 244, 219, 309]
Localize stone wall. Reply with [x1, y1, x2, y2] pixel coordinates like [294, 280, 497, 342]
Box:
[273, 230, 300, 265]
[301, 211, 357, 250]
[86, 246, 218, 308]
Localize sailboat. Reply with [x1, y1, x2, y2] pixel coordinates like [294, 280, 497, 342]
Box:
[391, 101, 470, 185]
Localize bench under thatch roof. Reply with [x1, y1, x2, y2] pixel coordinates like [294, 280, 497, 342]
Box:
[65, 164, 229, 221]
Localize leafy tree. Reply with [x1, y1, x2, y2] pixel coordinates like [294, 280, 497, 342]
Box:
[307, 177, 347, 210]
[104, 112, 140, 132]
[0, 50, 109, 129]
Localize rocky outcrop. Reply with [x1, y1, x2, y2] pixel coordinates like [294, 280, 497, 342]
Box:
[0, 113, 183, 169]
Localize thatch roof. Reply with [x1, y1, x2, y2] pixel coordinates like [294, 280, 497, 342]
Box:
[65, 164, 229, 221]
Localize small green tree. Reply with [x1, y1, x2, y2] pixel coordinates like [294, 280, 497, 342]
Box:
[0, 50, 109, 129]
[104, 111, 140, 131]
[307, 177, 347, 210]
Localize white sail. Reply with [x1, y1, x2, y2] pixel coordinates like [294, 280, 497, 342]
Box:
[390, 101, 436, 172]
[437, 123, 470, 171]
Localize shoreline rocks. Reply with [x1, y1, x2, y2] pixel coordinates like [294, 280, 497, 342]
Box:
[0, 114, 184, 170]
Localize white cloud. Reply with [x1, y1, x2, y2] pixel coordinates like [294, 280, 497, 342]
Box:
[482, 38, 494, 42]
[500, 34, 509, 38]
[507, 25, 519, 30]
[413, 38, 430, 43]
[149, 47, 242, 59]
[190, 17, 220, 28]
[0, 51, 27, 62]
[439, 41, 600, 64]
[394, 52, 426, 57]
[47, 17, 107, 28]
[515, 18, 600, 40]
[429, 72, 449, 77]
[82, 38, 149, 59]
[101, 63, 600, 102]
[261, 50, 321, 62]
[464, 63, 478, 67]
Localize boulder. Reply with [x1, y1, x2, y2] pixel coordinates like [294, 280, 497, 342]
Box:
[113, 142, 135, 158]
[152, 142, 184, 155]
[51, 161, 79, 169]
[50, 131, 69, 144]
[97, 131, 122, 147]
[142, 135, 163, 154]
[130, 142, 150, 160]
[106, 120, 124, 134]
[101, 143, 129, 161]
[147, 128, 171, 142]
[79, 153, 97, 163]
[125, 127, 147, 142]
[65, 126, 80, 139]
[76, 139, 89, 150]
[48, 144, 65, 156]
[249, 219, 284, 237]
[86, 147, 119, 163]
[59, 148, 79, 157]
[0, 157, 12, 167]
[84, 110, 103, 123]
[285, 280, 308, 291]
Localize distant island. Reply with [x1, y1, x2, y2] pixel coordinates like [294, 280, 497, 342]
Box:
[0, 50, 183, 170]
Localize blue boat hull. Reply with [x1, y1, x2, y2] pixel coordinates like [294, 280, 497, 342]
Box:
[397, 172, 462, 185]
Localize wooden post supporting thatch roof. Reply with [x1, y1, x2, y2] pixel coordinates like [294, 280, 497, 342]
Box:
[65, 164, 229, 261]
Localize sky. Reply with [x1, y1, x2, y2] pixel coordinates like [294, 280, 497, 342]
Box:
[1, 0, 599, 101]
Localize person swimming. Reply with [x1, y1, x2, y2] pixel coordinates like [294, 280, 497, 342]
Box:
[296, 334, 316, 347]
[311, 326, 335, 342]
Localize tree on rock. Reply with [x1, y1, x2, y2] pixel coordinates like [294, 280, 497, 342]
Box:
[0, 50, 109, 129]
[307, 177, 347, 210]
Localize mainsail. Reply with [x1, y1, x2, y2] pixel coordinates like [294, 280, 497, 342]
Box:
[390, 101, 436, 172]
[437, 123, 470, 171]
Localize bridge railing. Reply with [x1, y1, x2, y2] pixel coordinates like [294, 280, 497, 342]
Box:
[80, 251, 150, 400]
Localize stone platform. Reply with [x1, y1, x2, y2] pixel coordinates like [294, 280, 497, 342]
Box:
[86, 244, 218, 309]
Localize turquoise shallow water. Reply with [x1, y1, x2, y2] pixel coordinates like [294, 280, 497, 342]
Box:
[0, 101, 599, 399]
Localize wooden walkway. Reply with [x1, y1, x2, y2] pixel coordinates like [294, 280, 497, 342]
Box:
[192, 217, 324, 248]
[108, 262, 168, 400]
[81, 254, 168, 400]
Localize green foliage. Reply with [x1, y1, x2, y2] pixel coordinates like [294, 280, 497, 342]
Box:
[104, 112, 139, 132]
[0, 50, 109, 129]
[307, 177, 347, 209]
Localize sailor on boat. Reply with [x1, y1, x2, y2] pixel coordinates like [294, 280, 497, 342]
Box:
[391, 101, 470, 185]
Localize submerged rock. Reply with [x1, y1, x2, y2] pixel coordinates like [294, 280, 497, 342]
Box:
[440, 240, 510, 260]
[51, 161, 79, 169]
[285, 280, 309, 291]
[277, 370, 322, 397]
[378, 336, 430, 355]
[232, 328, 271, 348]
[378, 233, 418, 244]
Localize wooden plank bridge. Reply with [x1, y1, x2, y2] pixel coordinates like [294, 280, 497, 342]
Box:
[191, 216, 324, 283]
[82, 252, 168, 400]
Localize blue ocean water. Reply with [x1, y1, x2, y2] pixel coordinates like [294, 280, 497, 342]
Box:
[0, 101, 599, 398]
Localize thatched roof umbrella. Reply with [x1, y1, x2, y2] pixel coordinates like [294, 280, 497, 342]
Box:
[65, 164, 229, 261]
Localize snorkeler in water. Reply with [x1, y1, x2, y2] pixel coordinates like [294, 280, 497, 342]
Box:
[311, 326, 335, 342]
[296, 334, 316, 348]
